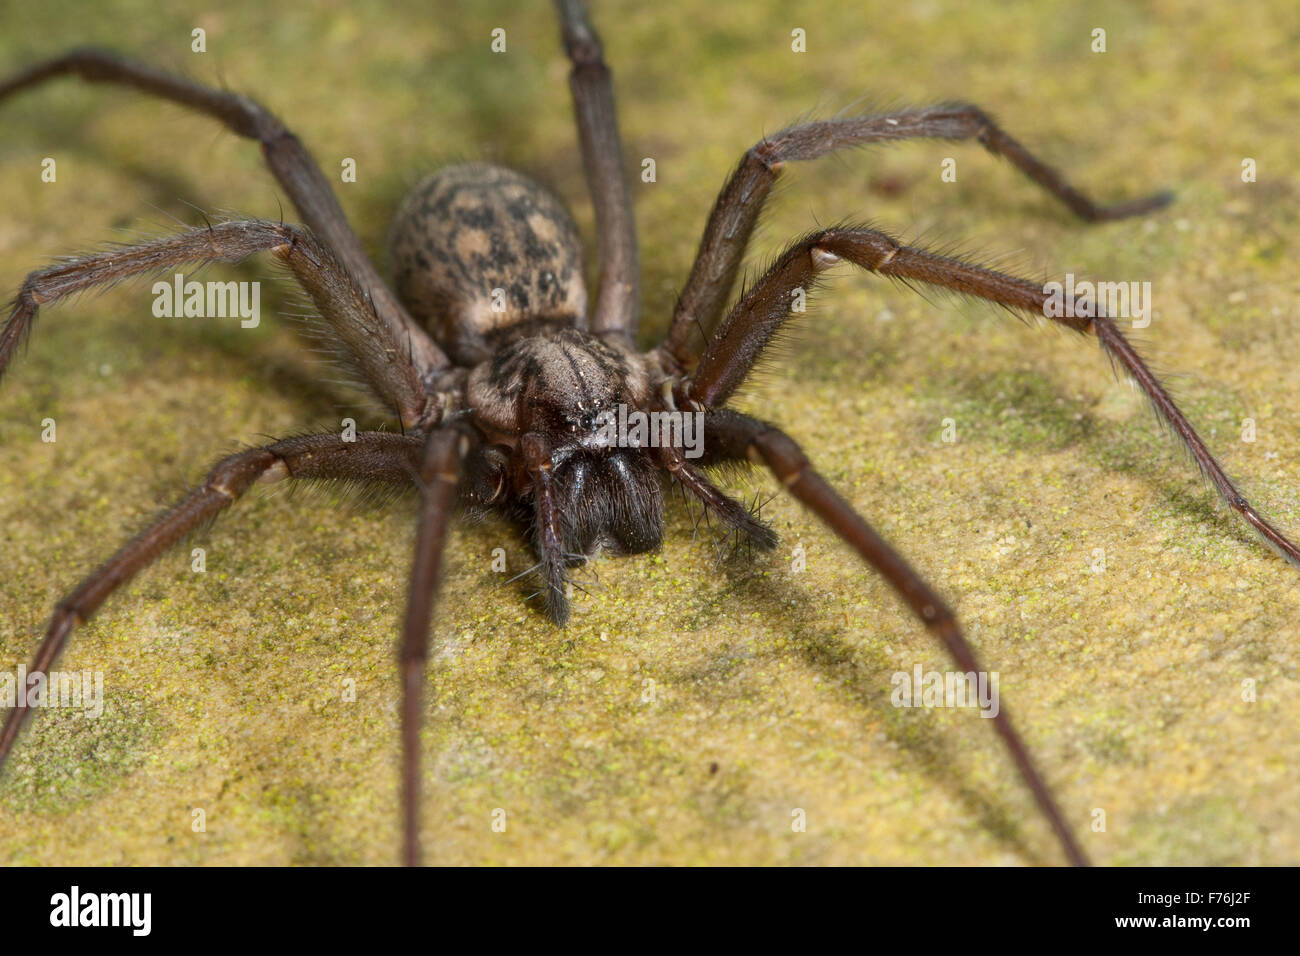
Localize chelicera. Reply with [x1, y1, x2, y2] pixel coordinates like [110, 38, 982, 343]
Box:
[3, 0, 1295, 866]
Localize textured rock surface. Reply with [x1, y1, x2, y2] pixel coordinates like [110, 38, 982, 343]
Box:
[0, 0, 1296, 864]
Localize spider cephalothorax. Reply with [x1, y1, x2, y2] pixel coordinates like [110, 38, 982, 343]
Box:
[2, 0, 1296, 868]
[470, 329, 670, 561]
[390, 163, 694, 621]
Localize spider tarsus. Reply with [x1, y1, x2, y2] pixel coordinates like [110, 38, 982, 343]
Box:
[532, 558, 572, 626]
[545, 587, 572, 627]
[1086, 189, 1176, 222]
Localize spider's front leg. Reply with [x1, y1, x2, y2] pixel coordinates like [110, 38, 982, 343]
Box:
[660, 104, 1173, 365]
[702, 409, 1088, 866]
[676, 226, 1300, 864]
[0, 432, 424, 771]
[0, 219, 486, 865]
[398, 424, 486, 867]
[520, 433, 574, 627]
[680, 226, 1300, 567]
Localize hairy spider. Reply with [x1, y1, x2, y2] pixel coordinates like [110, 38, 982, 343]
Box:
[1, 1, 1295, 867]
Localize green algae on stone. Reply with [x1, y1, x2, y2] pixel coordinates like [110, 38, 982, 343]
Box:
[0, 693, 163, 814]
[0, 0, 1298, 867]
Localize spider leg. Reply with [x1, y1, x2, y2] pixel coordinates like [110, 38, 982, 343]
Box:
[0, 47, 449, 391]
[0, 432, 423, 773]
[521, 433, 572, 625]
[658, 443, 777, 553]
[679, 225, 1300, 565]
[0, 220, 430, 429]
[554, 0, 639, 342]
[703, 409, 1088, 866]
[661, 104, 1173, 365]
[398, 426, 477, 867]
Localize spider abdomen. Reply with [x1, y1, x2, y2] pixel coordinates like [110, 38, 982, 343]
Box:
[388, 163, 588, 366]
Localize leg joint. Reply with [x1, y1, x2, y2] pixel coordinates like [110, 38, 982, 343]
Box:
[808, 229, 900, 271]
[749, 140, 785, 173]
[206, 449, 279, 499]
[748, 429, 808, 485]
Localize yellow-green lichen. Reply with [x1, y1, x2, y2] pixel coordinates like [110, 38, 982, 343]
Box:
[1, 0, 1298, 866]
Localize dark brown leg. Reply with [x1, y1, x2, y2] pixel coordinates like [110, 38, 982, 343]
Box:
[555, 0, 640, 342]
[399, 427, 475, 867]
[678, 226, 1300, 567]
[657, 443, 776, 552]
[662, 104, 1173, 365]
[0, 48, 449, 398]
[0, 220, 431, 429]
[521, 432, 571, 625]
[705, 409, 1087, 866]
[0, 432, 423, 771]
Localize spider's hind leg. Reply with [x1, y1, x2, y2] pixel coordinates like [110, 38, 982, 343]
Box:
[399, 425, 479, 866]
[554, 0, 639, 341]
[0, 47, 449, 386]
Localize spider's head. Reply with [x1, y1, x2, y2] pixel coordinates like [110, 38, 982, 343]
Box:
[467, 328, 663, 557]
[468, 327, 650, 449]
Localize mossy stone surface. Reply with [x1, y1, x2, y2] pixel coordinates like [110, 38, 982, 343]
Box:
[1, 0, 1296, 864]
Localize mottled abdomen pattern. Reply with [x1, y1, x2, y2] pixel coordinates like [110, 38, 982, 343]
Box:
[387, 163, 588, 365]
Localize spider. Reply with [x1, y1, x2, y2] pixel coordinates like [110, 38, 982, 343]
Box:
[1, 0, 1296, 867]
